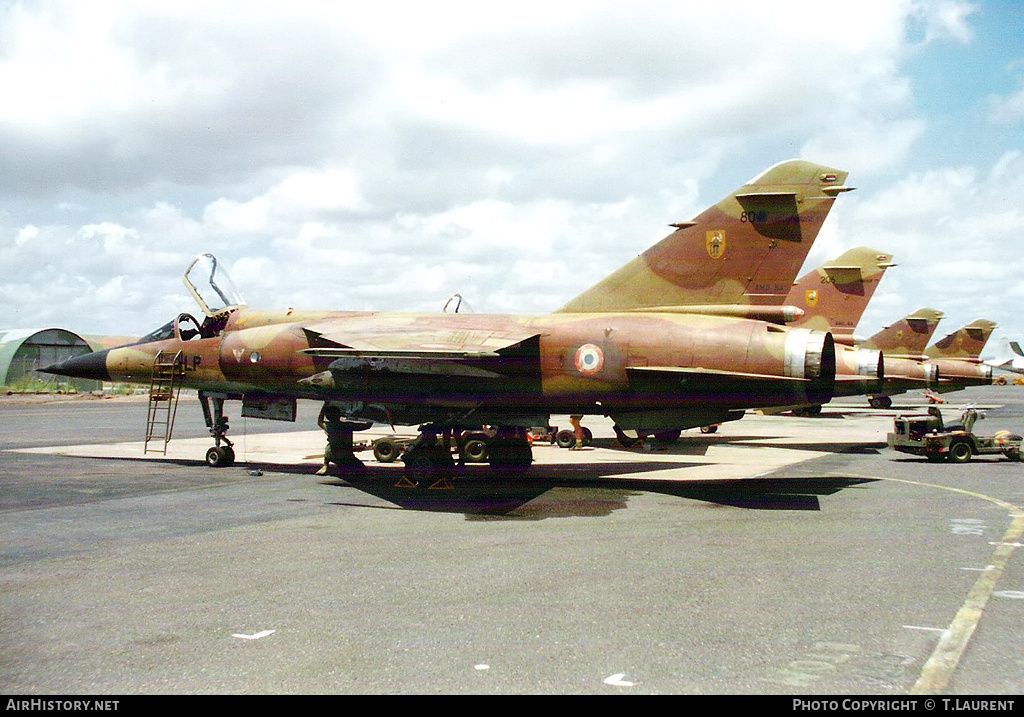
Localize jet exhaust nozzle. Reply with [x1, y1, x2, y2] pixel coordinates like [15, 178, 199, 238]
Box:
[852, 348, 884, 379]
[784, 328, 836, 403]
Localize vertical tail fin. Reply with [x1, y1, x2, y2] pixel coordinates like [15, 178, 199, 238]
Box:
[557, 160, 852, 313]
[925, 319, 998, 360]
[786, 247, 894, 338]
[861, 308, 944, 359]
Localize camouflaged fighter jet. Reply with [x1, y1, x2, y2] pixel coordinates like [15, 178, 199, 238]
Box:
[744, 246, 892, 416]
[786, 247, 894, 342]
[860, 308, 945, 408]
[781, 248, 955, 410]
[44, 160, 854, 481]
[923, 319, 997, 393]
[780, 247, 894, 413]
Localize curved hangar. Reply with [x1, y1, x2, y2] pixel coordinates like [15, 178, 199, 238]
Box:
[0, 328, 103, 392]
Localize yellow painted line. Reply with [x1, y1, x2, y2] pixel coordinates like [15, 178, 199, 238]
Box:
[845, 474, 1024, 695]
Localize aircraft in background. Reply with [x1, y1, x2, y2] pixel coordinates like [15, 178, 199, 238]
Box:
[781, 248, 995, 409]
[785, 246, 894, 343]
[923, 319, 997, 394]
[859, 308, 945, 408]
[779, 246, 892, 413]
[984, 338, 1024, 377]
[758, 245, 924, 415]
[45, 160, 856, 483]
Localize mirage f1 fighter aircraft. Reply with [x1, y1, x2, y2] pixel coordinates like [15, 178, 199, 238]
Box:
[45, 160, 857, 482]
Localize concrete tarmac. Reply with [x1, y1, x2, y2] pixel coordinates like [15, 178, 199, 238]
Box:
[2, 387, 1023, 694]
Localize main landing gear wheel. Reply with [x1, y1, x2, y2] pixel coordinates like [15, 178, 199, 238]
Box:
[869, 396, 893, 409]
[206, 445, 235, 467]
[487, 429, 533, 471]
[403, 451, 443, 485]
[653, 429, 682, 442]
[400, 427, 455, 488]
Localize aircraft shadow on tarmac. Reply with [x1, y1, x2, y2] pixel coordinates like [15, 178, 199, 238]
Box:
[537, 435, 886, 460]
[61, 447, 876, 519]
[318, 462, 877, 519]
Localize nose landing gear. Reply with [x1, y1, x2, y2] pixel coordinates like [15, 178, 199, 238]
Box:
[199, 391, 235, 467]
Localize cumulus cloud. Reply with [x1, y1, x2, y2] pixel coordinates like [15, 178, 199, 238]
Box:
[2, 0, 1017, 348]
[989, 81, 1024, 125]
[829, 151, 1024, 337]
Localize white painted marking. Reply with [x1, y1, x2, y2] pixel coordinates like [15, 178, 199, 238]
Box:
[950, 519, 986, 536]
[960, 566, 996, 572]
[903, 625, 949, 634]
[474, 664, 490, 671]
[603, 673, 635, 687]
[231, 629, 275, 640]
[993, 590, 1024, 599]
[989, 542, 1023, 547]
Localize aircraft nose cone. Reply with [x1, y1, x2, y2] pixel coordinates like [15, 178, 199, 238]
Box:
[41, 349, 112, 382]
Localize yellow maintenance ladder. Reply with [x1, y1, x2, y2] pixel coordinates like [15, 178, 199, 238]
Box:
[144, 350, 184, 455]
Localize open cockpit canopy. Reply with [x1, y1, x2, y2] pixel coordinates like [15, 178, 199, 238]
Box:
[184, 254, 245, 318]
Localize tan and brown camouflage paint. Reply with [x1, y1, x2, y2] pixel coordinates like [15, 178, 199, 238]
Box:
[93, 307, 833, 422]
[557, 160, 850, 313]
[786, 247, 894, 338]
[861, 308, 944, 359]
[925, 319, 997, 361]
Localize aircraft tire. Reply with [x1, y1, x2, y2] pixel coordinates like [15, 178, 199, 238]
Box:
[654, 429, 682, 442]
[206, 446, 234, 468]
[403, 452, 440, 485]
[373, 439, 401, 463]
[555, 430, 576, 448]
[582, 427, 593, 445]
[700, 425, 719, 434]
[462, 439, 488, 462]
[948, 441, 973, 463]
[487, 440, 532, 471]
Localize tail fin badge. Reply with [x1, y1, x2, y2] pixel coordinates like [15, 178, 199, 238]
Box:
[706, 230, 726, 259]
[805, 289, 819, 307]
[574, 344, 605, 376]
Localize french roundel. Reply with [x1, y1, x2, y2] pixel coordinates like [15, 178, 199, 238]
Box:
[574, 344, 604, 376]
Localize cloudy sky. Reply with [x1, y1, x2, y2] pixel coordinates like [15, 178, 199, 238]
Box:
[2, 0, 1023, 353]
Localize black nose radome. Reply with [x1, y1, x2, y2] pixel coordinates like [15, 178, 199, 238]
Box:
[42, 349, 112, 382]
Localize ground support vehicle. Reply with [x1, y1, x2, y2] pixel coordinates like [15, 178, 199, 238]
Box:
[888, 407, 1023, 463]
